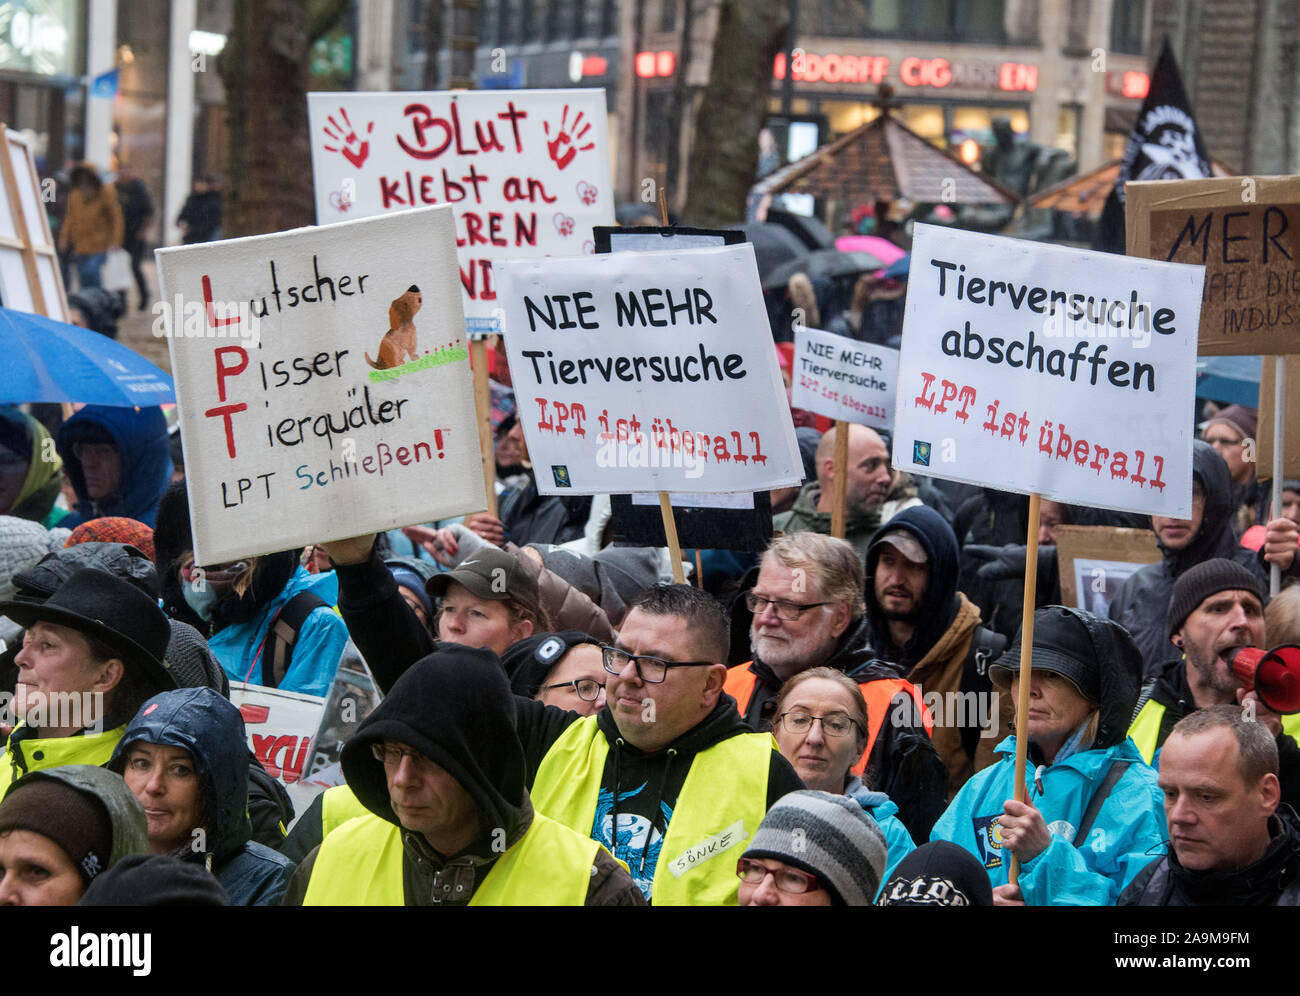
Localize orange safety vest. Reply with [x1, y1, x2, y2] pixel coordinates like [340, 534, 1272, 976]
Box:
[723, 665, 933, 776]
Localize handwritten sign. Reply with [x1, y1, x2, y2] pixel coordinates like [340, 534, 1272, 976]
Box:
[157, 206, 485, 566]
[1126, 176, 1300, 355]
[791, 327, 897, 428]
[231, 680, 326, 816]
[308, 90, 613, 335]
[496, 245, 803, 496]
[892, 224, 1203, 518]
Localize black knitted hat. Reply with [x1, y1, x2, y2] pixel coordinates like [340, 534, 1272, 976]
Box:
[1167, 558, 1265, 636]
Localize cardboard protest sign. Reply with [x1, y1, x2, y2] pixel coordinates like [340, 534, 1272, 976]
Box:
[231, 681, 326, 815]
[1258, 354, 1300, 480]
[308, 90, 613, 335]
[892, 224, 1203, 518]
[791, 327, 898, 429]
[157, 206, 486, 566]
[612, 490, 773, 551]
[496, 244, 804, 496]
[1126, 176, 1300, 355]
[1055, 525, 1161, 616]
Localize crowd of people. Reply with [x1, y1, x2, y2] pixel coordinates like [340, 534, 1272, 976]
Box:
[0, 315, 1299, 907]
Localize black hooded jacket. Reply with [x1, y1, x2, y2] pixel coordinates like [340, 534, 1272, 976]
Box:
[286, 648, 643, 906]
[1120, 806, 1300, 906]
[1108, 442, 1270, 681]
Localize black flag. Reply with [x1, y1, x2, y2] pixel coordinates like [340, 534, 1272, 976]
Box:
[1093, 38, 1212, 253]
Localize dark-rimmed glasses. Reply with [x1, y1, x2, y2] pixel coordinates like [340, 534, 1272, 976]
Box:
[600, 645, 714, 684]
[736, 857, 823, 894]
[540, 677, 605, 702]
[776, 711, 860, 738]
[745, 592, 831, 621]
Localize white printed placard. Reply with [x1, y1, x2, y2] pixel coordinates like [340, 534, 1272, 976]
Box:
[892, 224, 1203, 518]
[497, 245, 803, 496]
[230, 681, 326, 815]
[308, 90, 613, 335]
[791, 327, 898, 428]
[157, 205, 486, 566]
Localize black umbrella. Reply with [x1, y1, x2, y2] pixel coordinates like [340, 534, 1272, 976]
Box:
[761, 249, 888, 291]
[731, 222, 809, 279]
[765, 208, 836, 250]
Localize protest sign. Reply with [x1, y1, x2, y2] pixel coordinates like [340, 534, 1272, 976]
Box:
[791, 327, 898, 429]
[301, 645, 383, 796]
[892, 223, 1203, 519]
[613, 490, 773, 551]
[496, 244, 803, 496]
[308, 90, 613, 335]
[1055, 525, 1162, 615]
[231, 681, 326, 815]
[157, 205, 486, 566]
[1126, 176, 1300, 356]
[593, 225, 744, 254]
[1258, 354, 1300, 480]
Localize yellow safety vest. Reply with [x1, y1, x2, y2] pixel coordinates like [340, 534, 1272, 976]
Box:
[302, 810, 600, 906]
[530, 715, 774, 906]
[0, 724, 124, 798]
[1129, 698, 1300, 764]
[319, 784, 370, 837]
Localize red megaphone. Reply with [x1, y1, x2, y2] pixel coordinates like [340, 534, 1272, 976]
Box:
[1228, 645, 1300, 714]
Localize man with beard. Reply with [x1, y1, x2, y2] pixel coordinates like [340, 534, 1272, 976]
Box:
[864, 506, 1013, 798]
[1129, 559, 1300, 806]
[724, 532, 947, 839]
[772, 424, 893, 562]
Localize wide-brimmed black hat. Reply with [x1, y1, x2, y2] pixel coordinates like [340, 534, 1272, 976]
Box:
[988, 605, 1101, 703]
[0, 567, 172, 692]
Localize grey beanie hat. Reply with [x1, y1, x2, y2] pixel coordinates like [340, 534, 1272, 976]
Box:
[742, 790, 887, 905]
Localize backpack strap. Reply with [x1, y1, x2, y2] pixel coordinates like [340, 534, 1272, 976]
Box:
[1075, 760, 1131, 848]
[959, 626, 1008, 761]
[266, 591, 329, 689]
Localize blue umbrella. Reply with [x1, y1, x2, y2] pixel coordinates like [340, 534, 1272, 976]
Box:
[1195, 355, 1260, 407]
[0, 306, 174, 406]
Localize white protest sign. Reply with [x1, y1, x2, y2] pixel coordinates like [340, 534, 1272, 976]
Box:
[791, 327, 897, 428]
[308, 90, 613, 335]
[497, 245, 803, 496]
[892, 224, 1203, 518]
[157, 206, 486, 566]
[231, 681, 326, 815]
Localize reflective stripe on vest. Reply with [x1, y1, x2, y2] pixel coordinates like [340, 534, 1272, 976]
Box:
[530, 714, 773, 906]
[1129, 699, 1165, 765]
[723, 665, 932, 776]
[302, 811, 600, 906]
[320, 784, 370, 838]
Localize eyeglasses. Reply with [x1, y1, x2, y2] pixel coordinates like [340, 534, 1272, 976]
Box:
[541, 677, 605, 702]
[776, 710, 860, 738]
[600, 645, 714, 684]
[371, 742, 434, 768]
[745, 592, 831, 621]
[736, 857, 823, 894]
[1202, 434, 1242, 448]
[71, 442, 118, 463]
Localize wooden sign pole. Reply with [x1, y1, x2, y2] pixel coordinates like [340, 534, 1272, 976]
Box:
[1272, 356, 1286, 596]
[653, 188, 684, 583]
[471, 337, 497, 517]
[830, 420, 849, 538]
[1007, 491, 1042, 887]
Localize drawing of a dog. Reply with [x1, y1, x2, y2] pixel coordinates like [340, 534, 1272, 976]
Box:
[365, 285, 423, 370]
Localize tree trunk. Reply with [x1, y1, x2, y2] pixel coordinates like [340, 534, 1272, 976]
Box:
[220, 0, 349, 238]
[665, 0, 694, 209]
[422, 0, 444, 90]
[682, 0, 788, 227]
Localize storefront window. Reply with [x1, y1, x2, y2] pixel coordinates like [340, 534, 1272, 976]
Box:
[0, 0, 80, 77]
[820, 99, 879, 136]
[1056, 105, 1079, 158]
[901, 103, 946, 145]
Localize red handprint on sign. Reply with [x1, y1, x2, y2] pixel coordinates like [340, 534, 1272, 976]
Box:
[544, 105, 595, 171]
[322, 108, 375, 169]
